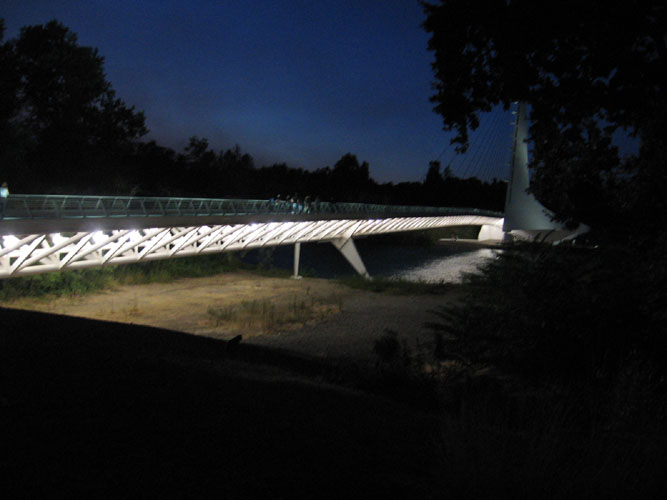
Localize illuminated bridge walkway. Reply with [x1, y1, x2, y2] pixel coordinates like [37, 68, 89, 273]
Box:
[0, 194, 504, 279]
[1, 102, 586, 279]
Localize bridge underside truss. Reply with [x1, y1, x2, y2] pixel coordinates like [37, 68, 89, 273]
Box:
[0, 215, 502, 279]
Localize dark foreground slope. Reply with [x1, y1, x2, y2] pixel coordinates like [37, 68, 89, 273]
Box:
[1, 307, 438, 499]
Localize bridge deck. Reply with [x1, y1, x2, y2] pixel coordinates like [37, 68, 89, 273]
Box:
[0, 194, 501, 220]
[0, 195, 504, 278]
[1, 194, 502, 235]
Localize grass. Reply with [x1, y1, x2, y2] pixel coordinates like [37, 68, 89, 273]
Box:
[0, 228, 477, 302]
[207, 292, 343, 333]
[0, 252, 291, 301]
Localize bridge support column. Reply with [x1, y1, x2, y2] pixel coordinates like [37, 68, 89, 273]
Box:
[478, 223, 505, 242]
[292, 242, 302, 279]
[331, 237, 370, 279]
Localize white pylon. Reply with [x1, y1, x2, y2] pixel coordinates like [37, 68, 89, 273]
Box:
[503, 101, 561, 232]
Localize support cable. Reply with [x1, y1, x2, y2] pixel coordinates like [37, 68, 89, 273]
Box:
[476, 109, 514, 181]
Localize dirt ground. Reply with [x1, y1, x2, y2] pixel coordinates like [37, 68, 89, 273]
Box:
[6, 271, 346, 337]
[6, 270, 455, 363]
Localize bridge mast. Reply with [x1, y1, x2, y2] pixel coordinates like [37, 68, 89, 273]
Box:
[503, 102, 560, 233]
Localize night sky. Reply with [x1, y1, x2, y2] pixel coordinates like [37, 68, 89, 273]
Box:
[3, 0, 514, 183]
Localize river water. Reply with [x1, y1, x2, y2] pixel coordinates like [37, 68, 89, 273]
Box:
[241, 240, 499, 284]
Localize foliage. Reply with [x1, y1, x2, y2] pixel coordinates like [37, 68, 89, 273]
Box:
[0, 267, 115, 299]
[327, 153, 372, 202]
[428, 243, 667, 429]
[422, 0, 667, 237]
[372, 330, 403, 367]
[0, 20, 147, 192]
[421, 6, 667, 493]
[129, 137, 504, 209]
[422, 160, 506, 209]
[207, 292, 342, 334]
[0, 18, 506, 209]
[0, 253, 245, 300]
[434, 389, 666, 500]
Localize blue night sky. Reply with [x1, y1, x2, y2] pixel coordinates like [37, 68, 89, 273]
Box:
[3, 0, 514, 183]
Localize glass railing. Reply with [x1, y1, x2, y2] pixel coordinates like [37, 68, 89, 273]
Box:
[0, 194, 503, 220]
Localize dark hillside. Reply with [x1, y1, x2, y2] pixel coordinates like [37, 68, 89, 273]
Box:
[2, 307, 439, 499]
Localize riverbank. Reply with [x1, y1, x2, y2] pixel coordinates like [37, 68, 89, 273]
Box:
[3, 271, 459, 497]
[2, 304, 440, 499]
[4, 269, 664, 498]
[2, 271, 460, 497]
[437, 237, 503, 248]
[4, 270, 458, 364]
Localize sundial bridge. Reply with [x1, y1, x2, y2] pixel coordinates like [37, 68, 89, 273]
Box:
[0, 103, 585, 280]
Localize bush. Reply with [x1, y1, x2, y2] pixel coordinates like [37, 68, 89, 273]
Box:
[428, 241, 667, 430]
[434, 388, 667, 500]
[0, 252, 247, 300]
[0, 267, 115, 299]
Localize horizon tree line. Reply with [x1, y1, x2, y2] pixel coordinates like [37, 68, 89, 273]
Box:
[0, 19, 506, 211]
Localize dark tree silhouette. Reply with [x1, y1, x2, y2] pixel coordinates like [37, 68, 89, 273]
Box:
[422, 0, 667, 238]
[423, 160, 443, 205]
[0, 20, 25, 184]
[0, 20, 147, 192]
[0, 19, 507, 212]
[329, 153, 372, 201]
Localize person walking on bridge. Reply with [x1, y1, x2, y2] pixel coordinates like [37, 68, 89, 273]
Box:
[0, 182, 8, 218]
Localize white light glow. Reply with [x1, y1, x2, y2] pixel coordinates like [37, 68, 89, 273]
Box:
[2, 235, 20, 247]
[1, 215, 506, 279]
[92, 231, 106, 244]
[128, 230, 142, 242]
[51, 233, 66, 245]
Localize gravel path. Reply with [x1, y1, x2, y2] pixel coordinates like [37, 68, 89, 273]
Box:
[248, 291, 452, 364]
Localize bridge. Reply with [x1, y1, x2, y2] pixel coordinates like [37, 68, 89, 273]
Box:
[0, 195, 503, 279]
[0, 102, 583, 280]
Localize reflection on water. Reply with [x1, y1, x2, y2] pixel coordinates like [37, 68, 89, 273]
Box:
[387, 248, 497, 283]
[242, 241, 499, 284]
